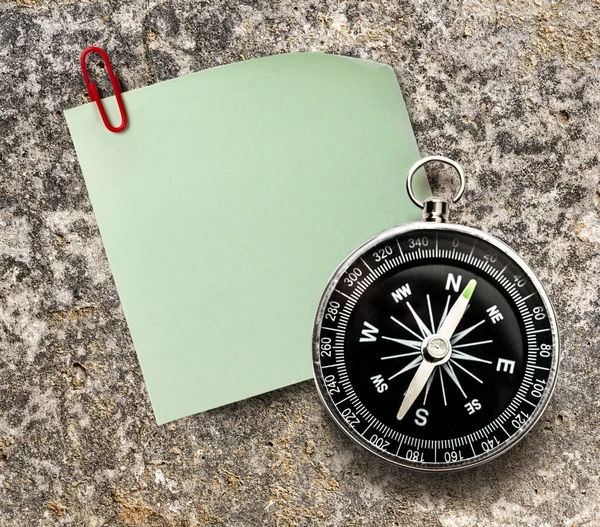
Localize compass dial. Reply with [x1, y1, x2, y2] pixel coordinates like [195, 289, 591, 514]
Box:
[313, 223, 559, 471]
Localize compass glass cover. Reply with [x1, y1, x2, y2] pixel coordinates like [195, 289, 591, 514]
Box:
[313, 226, 558, 470]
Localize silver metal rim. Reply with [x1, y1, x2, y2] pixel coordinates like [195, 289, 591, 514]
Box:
[406, 155, 466, 208]
[312, 222, 560, 472]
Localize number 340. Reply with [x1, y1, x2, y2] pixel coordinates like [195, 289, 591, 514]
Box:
[408, 237, 428, 248]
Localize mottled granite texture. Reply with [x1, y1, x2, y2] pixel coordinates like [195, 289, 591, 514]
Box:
[0, 0, 599, 525]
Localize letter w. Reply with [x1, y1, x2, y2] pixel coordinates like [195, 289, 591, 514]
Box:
[360, 321, 379, 342]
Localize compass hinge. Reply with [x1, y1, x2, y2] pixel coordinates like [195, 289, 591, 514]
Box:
[422, 197, 450, 223]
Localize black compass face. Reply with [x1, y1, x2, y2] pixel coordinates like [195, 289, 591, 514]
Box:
[313, 224, 559, 470]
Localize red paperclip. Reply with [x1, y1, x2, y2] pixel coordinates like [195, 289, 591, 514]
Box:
[80, 46, 128, 133]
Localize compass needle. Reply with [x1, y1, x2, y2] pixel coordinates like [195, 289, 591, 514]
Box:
[397, 359, 436, 420]
[314, 156, 559, 470]
[397, 280, 477, 420]
[437, 279, 477, 341]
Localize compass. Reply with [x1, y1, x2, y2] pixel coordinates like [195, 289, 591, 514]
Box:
[312, 156, 560, 471]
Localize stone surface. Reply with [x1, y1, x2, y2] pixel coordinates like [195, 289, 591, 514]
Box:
[0, 0, 599, 525]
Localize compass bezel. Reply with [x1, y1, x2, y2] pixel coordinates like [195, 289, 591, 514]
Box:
[312, 222, 560, 472]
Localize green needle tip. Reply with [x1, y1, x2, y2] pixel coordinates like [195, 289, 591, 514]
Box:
[462, 279, 477, 300]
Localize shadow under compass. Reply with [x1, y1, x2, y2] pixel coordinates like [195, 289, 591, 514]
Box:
[324, 410, 559, 510]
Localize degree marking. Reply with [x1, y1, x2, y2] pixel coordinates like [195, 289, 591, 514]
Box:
[396, 237, 405, 257]
[361, 422, 373, 437]
[334, 395, 352, 406]
[469, 438, 476, 457]
[520, 292, 536, 302]
[396, 439, 404, 457]
[360, 257, 373, 273]
[335, 289, 353, 301]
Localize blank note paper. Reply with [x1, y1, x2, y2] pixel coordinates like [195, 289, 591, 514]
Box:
[65, 52, 429, 424]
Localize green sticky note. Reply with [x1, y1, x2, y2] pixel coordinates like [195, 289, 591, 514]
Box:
[65, 52, 429, 424]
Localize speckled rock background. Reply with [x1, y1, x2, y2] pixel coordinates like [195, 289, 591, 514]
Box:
[0, 0, 599, 525]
